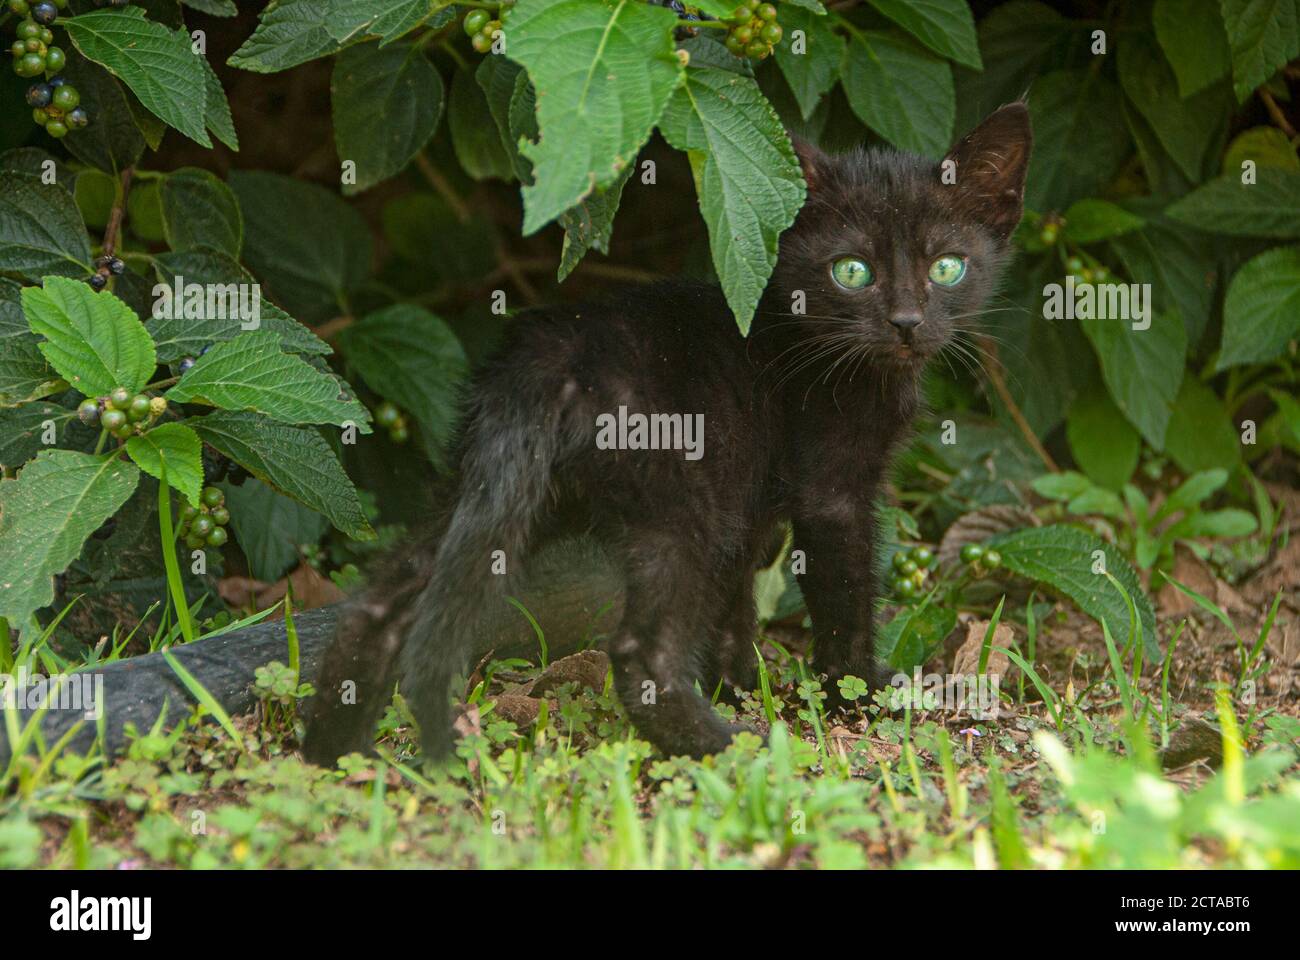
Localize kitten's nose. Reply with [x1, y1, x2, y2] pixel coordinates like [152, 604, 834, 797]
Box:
[889, 311, 923, 333]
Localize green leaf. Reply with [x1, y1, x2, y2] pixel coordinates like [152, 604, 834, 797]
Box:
[1166, 169, 1300, 237]
[336, 305, 469, 463]
[148, 249, 331, 363]
[986, 524, 1158, 658]
[166, 330, 370, 429]
[1066, 388, 1140, 490]
[508, 0, 683, 233]
[1219, 0, 1300, 101]
[659, 44, 806, 333]
[876, 602, 957, 672]
[227, 171, 372, 323]
[1153, 0, 1231, 97]
[1025, 70, 1129, 212]
[954, 1, 1067, 135]
[1063, 199, 1144, 245]
[1118, 33, 1228, 183]
[558, 165, 632, 282]
[22, 277, 156, 398]
[161, 167, 243, 257]
[1163, 375, 1242, 473]
[448, 64, 515, 182]
[59, 54, 146, 174]
[1223, 126, 1300, 174]
[1081, 309, 1186, 449]
[0, 450, 140, 625]
[198, 50, 239, 152]
[841, 30, 954, 158]
[183, 0, 238, 15]
[1159, 468, 1228, 519]
[220, 477, 329, 581]
[227, 0, 359, 73]
[476, 53, 528, 179]
[126, 423, 204, 507]
[1174, 508, 1258, 539]
[1109, 214, 1217, 347]
[331, 42, 445, 195]
[1031, 471, 1093, 501]
[380, 194, 497, 280]
[0, 173, 93, 280]
[0, 403, 71, 467]
[773, 5, 844, 121]
[64, 7, 211, 147]
[190, 411, 374, 540]
[864, 0, 981, 68]
[1218, 245, 1300, 368]
[0, 339, 63, 408]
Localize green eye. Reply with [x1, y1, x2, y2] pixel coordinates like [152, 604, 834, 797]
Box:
[929, 254, 966, 286]
[831, 257, 874, 290]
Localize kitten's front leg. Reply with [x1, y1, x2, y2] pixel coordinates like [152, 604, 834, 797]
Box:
[792, 494, 892, 699]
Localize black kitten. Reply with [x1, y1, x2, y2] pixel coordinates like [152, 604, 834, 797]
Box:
[304, 104, 1032, 764]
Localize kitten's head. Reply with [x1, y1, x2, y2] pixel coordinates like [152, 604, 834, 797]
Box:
[765, 104, 1032, 370]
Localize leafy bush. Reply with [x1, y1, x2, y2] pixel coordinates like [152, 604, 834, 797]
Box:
[0, 0, 1295, 651]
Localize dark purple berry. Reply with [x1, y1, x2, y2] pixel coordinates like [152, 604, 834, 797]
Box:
[66, 106, 88, 128]
[88, 273, 107, 291]
[25, 82, 52, 108]
[178, 357, 196, 373]
[30, 1, 56, 25]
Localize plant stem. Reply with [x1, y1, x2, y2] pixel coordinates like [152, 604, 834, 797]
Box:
[102, 168, 134, 259]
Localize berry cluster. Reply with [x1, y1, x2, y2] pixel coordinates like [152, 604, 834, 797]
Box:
[178, 486, 231, 551]
[9, 1, 89, 139]
[1063, 254, 1110, 284]
[87, 253, 126, 291]
[959, 542, 1002, 572]
[77, 386, 167, 440]
[724, 1, 781, 60]
[374, 401, 409, 443]
[462, 9, 502, 54]
[889, 545, 934, 599]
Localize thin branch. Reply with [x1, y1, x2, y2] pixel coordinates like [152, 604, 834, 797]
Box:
[415, 152, 472, 224]
[1259, 86, 1298, 140]
[976, 334, 1059, 472]
[102, 167, 134, 259]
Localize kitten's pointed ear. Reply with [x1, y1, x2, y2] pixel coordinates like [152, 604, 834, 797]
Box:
[792, 137, 826, 194]
[941, 103, 1032, 240]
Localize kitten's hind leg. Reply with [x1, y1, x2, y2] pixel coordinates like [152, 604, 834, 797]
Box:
[610, 531, 747, 758]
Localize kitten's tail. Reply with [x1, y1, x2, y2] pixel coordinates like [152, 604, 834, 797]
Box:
[303, 371, 583, 766]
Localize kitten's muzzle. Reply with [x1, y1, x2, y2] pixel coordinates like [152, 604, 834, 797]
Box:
[888, 311, 923, 338]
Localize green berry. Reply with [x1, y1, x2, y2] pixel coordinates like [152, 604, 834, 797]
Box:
[891, 550, 910, 571]
[724, 33, 745, 55]
[982, 550, 1002, 569]
[201, 486, 224, 508]
[390, 423, 409, 444]
[959, 543, 984, 564]
[113, 423, 134, 440]
[17, 53, 46, 77]
[100, 408, 125, 431]
[911, 546, 933, 567]
[730, 4, 749, 23]
[760, 22, 782, 44]
[733, 24, 753, 44]
[1039, 222, 1058, 245]
[181, 504, 199, 521]
[210, 506, 230, 526]
[470, 31, 492, 53]
[149, 396, 167, 417]
[896, 578, 918, 598]
[9, 1, 30, 16]
[77, 398, 100, 425]
[108, 386, 131, 408]
[463, 9, 489, 35]
[910, 569, 926, 588]
[16, 20, 41, 41]
[192, 515, 214, 537]
[44, 45, 63, 71]
[756, 3, 777, 20]
[375, 402, 400, 428]
[1065, 256, 1083, 273]
[205, 526, 228, 547]
[51, 84, 78, 111]
[899, 559, 918, 576]
[745, 39, 769, 59]
[23, 38, 42, 52]
[32, 107, 47, 124]
[185, 534, 205, 550]
[127, 394, 151, 421]
[11, 42, 25, 57]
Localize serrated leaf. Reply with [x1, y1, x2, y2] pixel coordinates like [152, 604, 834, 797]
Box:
[228, 172, 372, 324]
[0, 173, 93, 280]
[1108, 215, 1216, 346]
[773, 5, 844, 121]
[841, 30, 954, 157]
[1163, 375, 1242, 473]
[1165, 169, 1300, 237]
[477, 54, 530, 181]
[1218, 245, 1300, 368]
[332, 42, 444, 195]
[0, 339, 63, 408]
[509, 0, 683, 234]
[1063, 199, 1144, 244]
[1153, 0, 1231, 97]
[876, 603, 958, 672]
[1025, 70, 1129, 212]
[22, 277, 156, 398]
[220, 476, 329, 581]
[190, 411, 374, 539]
[198, 49, 239, 151]
[161, 168, 243, 257]
[147, 248, 331, 363]
[59, 54, 146, 174]
[1219, 0, 1300, 101]
[227, 0, 359, 73]
[659, 46, 805, 333]
[558, 165, 632, 281]
[986, 524, 1158, 658]
[166, 330, 369, 429]
[0, 450, 140, 625]
[126, 422, 204, 507]
[183, 0, 237, 15]
[1081, 308, 1186, 449]
[865, 0, 981, 68]
[0, 403, 71, 468]
[65, 7, 211, 147]
[1223, 126, 1300, 174]
[336, 305, 468, 464]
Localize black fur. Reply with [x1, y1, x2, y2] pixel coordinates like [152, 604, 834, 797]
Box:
[303, 104, 1032, 764]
